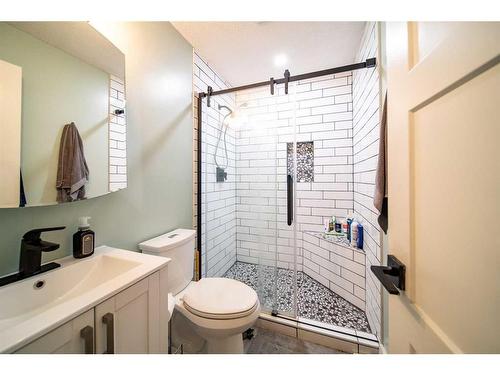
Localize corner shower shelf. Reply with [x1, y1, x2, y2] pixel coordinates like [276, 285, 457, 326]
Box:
[305, 231, 365, 253]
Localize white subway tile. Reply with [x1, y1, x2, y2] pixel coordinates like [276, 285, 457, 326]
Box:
[311, 77, 348, 90]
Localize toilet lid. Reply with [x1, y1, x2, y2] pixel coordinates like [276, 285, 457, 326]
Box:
[182, 278, 258, 320]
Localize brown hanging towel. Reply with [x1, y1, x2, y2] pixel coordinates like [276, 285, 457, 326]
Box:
[56, 122, 89, 203]
[374, 93, 388, 233]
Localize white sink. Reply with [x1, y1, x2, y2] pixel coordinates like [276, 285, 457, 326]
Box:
[0, 246, 170, 353]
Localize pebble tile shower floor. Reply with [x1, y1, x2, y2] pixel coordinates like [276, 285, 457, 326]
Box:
[224, 262, 371, 333]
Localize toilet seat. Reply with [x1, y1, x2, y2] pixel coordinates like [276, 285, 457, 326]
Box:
[182, 278, 258, 320]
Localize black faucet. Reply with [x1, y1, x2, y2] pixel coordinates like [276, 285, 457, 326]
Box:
[0, 226, 65, 287]
[19, 226, 66, 276]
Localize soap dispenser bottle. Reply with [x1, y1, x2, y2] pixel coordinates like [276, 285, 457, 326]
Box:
[73, 216, 95, 258]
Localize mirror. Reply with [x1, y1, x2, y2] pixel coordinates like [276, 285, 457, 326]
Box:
[0, 22, 126, 208]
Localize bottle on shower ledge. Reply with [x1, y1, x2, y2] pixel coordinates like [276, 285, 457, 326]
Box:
[356, 223, 364, 250]
[346, 212, 354, 241]
[328, 216, 335, 232]
[335, 217, 342, 233]
[350, 218, 359, 247]
[341, 218, 349, 235]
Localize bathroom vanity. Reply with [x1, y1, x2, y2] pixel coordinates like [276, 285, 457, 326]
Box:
[0, 247, 170, 354]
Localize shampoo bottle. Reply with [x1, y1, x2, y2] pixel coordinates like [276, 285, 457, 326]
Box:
[350, 219, 359, 247]
[341, 219, 349, 235]
[73, 216, 95, 259]
[356, 223, 364, 249]
[335, 217, 341, 233]
[329, 216, 336, 232]
[324, 219, 330, 233]
[346, 213, 353, 241]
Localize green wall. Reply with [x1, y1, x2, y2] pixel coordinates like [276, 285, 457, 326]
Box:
[0, 23, 109, 205]
[0, 22, 193, 277]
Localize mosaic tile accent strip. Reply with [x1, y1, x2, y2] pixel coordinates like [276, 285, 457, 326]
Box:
[224, 261, 371, 333]
[287, 142, 314, 182]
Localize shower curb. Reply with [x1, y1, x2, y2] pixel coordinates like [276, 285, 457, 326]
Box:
[256, 313, 380, 354]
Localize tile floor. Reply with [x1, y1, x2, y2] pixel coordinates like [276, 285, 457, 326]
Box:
[244, 327, 343, 354]
[224, 262, 371, 333]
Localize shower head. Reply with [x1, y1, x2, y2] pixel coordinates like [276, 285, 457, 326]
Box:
[218, 104, 233, 114]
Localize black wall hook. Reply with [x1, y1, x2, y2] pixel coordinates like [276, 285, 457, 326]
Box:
[270, 77, 275, 95]
[371, 255, 406, 295]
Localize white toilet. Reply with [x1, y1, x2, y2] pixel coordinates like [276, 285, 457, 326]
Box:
[139, 228, 260, 354]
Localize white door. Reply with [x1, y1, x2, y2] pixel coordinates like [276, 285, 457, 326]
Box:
[95, 273, 165, 354]
[385, 22, 500, 353]
[15, 309, 94, 354]
[0, 59, 22, 208]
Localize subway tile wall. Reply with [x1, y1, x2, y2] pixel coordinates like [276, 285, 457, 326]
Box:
[303, 232, 366, 310]
[352, 22, 383, 337]
[234, 73, 356, 275]
[109, 75, 127, 192]
[193, 52, 237, 277]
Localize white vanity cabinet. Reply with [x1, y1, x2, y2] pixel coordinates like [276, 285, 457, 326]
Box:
[15, 309, 95, 354]
[14, 269, 168, 354]
[95, 272, 166, 354]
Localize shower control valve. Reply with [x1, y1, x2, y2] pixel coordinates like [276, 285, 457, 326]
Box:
[216, 167, 227, 182]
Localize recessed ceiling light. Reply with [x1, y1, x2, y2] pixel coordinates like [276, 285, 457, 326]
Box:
[274, 53, 288, 68]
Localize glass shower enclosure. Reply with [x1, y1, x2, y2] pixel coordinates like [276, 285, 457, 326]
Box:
[200, 81, 299, 319]
[198, 64, 375, 335]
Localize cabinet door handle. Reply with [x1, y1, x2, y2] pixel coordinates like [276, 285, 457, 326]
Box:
[80, 325, 94, 354]
[102, 312, 115, 354]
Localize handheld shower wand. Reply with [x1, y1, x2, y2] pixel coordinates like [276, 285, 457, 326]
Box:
[218, 104, 233, 114]
[213, 103, 247, 182]
[214, 104, 233, 182]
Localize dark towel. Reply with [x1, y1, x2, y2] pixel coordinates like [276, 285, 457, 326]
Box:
[56, 122, 89, 203]
[374, 93, 388, 233]
[19, 170, 26, 207]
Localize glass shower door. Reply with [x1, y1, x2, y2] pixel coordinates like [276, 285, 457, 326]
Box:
[234, 85, 279, 314]
[274, 81, 299, 318]
[200, 80, 299, 319]
[234, 82, 298, 317]
[200, 93, 238, 279]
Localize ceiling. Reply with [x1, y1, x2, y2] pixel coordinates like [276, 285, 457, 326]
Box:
[172, 22, 366, 87]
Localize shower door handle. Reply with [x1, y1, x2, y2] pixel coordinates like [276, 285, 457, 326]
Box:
[287, 174, 293, 226]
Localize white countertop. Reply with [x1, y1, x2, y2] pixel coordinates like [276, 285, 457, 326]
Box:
[0, 246, 170, 353]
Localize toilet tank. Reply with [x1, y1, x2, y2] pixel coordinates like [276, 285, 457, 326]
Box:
[139, 228, 196, 295]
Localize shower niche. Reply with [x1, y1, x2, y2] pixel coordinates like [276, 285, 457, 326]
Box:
[287, 141, 314, 183]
